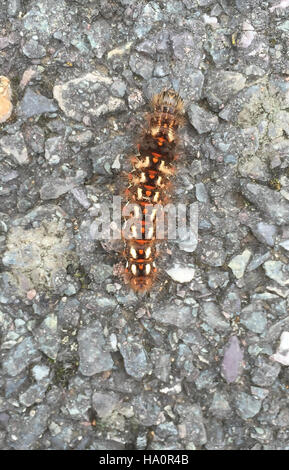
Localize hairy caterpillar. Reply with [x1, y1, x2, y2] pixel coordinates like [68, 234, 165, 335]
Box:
[122, 89, 184, 293]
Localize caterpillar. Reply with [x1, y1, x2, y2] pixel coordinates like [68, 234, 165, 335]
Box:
[122, 89, 185, 293]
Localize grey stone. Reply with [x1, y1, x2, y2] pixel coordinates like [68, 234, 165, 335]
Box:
[188, 103, 219, 134]
[8, 405, 50, 450]
[197, 0, 215, 5]
[196, 182, 209, 203]
[269, 78, 289, 110]
[92, 391, 120, 418]
[275, 408, 289, 427]
[53, 72, 125, 122]
[129, 53, 154, 80]
[194, 369, 218, 390]
[251, 357, 281, 387]
[63, 376, 91, 420]
[2, 336, 40, 376]
[19, 380, 49, 407]
[110, 80, 127, 98]
[245, 65, 266, 77]
[57, 298, 81, 328]
[176, 403, 207, 447]
[152, 302, 196, 328]
[22, 39, 46, 59]
[119, 341, 150, 380]
[132, 393, 162, 426]
[198, 235, 226, 267]
[178, 202, 198, 253]
[78, 321, 113, 376]
[90, 439, 126, 451]
[201, 302, 229, 331]
[135, 38, 156, 56]
[18, 88, 57, 118]
[0, 412, 9, 429]
[153, 63, 169, 78]
[240, 303, 267, 334]
[171, 28, 204, 67]
[209, 391, 232, 419]
[90, 263, 113, 283]
[35, 313, 60, 360]
[205, 71, 246, 110]
[23, 125, 45, 153]
[234, 392, 262, 420]
[7, 0, 21, 17]
[2, 217, 74, 293]
[40, 171, 86, 200]
[277, 20, 289, 32]
[68, 130, 93, 145]
[44, 136, 68, 165]
[240, 182, 289, 225]
[252, 222, 277, 247]
[178, 227, 198, 253]
[90, 136, 130, 175]
[238, 154, 269, 181]
[85, 19, 111, 58]
[247, 251, 271, 272]
[151, 348, 171, 382]
[22, 0, 69, 40]
[83, 294, 117, 313]
[152, 421, 179, 450]
[263, 260, 289, 287]
[208, 270, 229, 289]
[0, 37, 10, 50]
[173, 66, 204, 102]
[250, 386, 269, 400]
[0, 132, 28, 165]
[134, 2, 163, 38]
[176, 343, 198, 382]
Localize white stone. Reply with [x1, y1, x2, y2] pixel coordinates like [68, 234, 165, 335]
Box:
[271, 332, 289, 366]
[32, 365, 50, 381]
[166, 264, 195, 283]
[228, 249, 251, 279]
[270, 0, 289, 11]
[238, 21, 256, 48]
[279, 240, 289, 251]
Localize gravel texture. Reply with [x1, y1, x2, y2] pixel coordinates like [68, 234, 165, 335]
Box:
[0, 0, 289, 451]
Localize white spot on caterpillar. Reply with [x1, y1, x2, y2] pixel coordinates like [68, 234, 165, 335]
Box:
[158, 160, 174, 176]
[145, 247, 151, 258]
[167, 128, 175, 142]
[130, 247, 137, 259]
[131, 264, 137, 276]
[146, 226, 154, 239]
[153, 192, 159, 202]
[145, 264, 151, 275]
[151, 126, 159, 137]
[131, 225, 137, 237]
[135, 156, 150, 169]
[150, 207, 157, 221]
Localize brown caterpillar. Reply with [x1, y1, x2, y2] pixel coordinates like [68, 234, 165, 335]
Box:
[122, 89, 184, 293]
